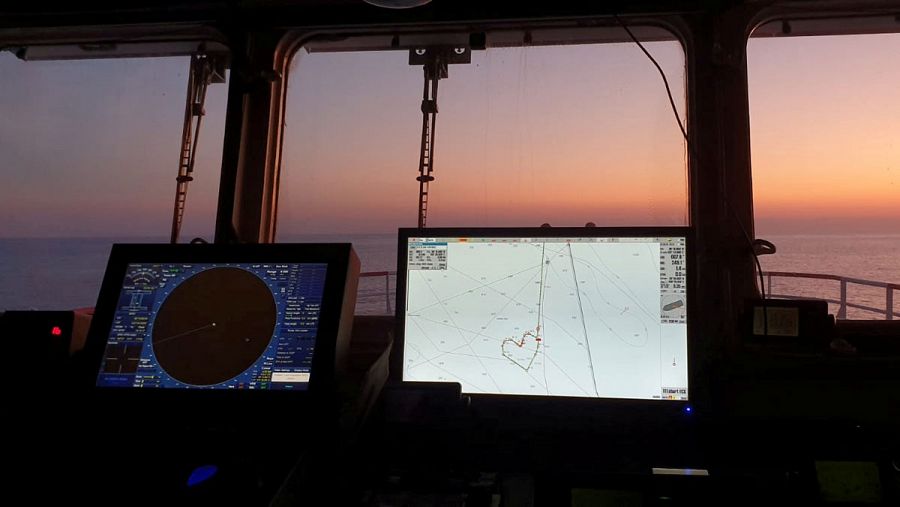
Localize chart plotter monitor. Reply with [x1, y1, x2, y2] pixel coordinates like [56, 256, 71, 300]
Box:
[394, 227, 691, 402]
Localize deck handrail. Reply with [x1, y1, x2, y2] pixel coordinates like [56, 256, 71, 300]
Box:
[763, 271, 899, 320]
[360, 271, 394, 278]
[358, 270, 397, 314]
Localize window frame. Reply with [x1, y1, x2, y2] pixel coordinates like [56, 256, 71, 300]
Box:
[271, 17, 695, 241]
[744, 12, 900, 320]
[0, 24, 233, 242]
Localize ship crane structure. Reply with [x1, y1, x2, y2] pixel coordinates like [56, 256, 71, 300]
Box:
[409, 46, 471, 228]
[169, 53, 227, 244]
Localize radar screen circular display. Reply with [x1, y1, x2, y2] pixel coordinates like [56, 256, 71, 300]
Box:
[96, 262, 328, 390]
[150, 268, 277, 386]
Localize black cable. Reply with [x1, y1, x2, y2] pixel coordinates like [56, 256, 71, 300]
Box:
[752, 238, 776, 255]
[614, 17, 689, 144]
[753, 253, 771, 301]
[615, 15, 768, 334]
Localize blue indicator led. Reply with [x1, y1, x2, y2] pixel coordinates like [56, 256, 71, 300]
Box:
[684, 406, 693, 414]
[187, 465, 218, 487]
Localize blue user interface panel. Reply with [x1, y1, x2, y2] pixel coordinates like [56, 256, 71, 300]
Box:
[96, 262, 327, 390]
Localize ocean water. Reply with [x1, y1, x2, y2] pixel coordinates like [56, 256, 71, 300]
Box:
[758, 234, 900, 319]
[0, 234, 400, 315]
[1, 233, 897, 318]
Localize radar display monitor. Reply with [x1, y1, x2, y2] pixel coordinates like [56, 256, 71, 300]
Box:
[395, 228, 690, 401]
[86, 244, 359, 392]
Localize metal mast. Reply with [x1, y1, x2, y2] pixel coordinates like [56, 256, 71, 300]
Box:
[410, 46, 470, 229]
[169, 53, 225, 243]
[415, 55, 446, 229]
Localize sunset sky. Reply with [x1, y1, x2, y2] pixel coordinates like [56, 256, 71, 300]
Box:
[0, 54, 227, 239]
[281, 39, 687, 235]
[0, 31, 897, 238]
[748, 33, 900, 234]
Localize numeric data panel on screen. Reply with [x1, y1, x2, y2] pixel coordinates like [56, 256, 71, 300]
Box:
[403, 237, 688, 400]
[96, 262, 327, 390]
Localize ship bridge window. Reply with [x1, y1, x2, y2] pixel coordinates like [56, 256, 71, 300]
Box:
[748, 27, 900, 320]
[0, 51, 229, 311]
[278, 27, 688, 315]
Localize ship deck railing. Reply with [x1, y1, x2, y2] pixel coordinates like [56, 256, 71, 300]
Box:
[763, 271, 900, 320]
[357, 271, 397, 315]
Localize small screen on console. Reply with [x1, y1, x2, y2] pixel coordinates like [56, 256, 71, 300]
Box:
[398, 229, 689, 401]
[96, 262, 327, 390]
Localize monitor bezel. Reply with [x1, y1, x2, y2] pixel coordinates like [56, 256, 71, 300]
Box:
[82, 243, 357, 408]
[393, 226, 695, 409]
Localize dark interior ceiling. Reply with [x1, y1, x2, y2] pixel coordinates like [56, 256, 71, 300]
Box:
[0, 1, 896, 38]
[0, 0, 900, 51]
[0, 0, 900, 44]
[0, 0, 749, 29]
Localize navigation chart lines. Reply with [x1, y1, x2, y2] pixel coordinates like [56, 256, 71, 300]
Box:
[403, 239, 679, 399]
[500, 243, 546, 372]
[567, 242, 600, 396]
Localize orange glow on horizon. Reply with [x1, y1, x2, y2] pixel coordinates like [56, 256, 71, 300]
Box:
[1, 34, 898, 239]
[748, 33, 900, 233]
[279, 41, 689, 235]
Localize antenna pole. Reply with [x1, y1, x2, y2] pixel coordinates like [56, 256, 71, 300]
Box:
[409, 46, 470, 229]
[416, 56, 444, 229]
[169, 54, 225, 243]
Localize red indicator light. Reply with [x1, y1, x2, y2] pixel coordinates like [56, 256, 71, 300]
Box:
[51, 326, 62, 336]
